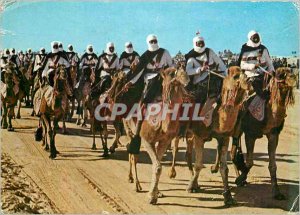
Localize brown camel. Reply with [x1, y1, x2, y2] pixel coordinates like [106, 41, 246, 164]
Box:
[74, 67, 92, 127]
[34, 65, 72, 158]
[230, 67, 297, 200]
[67, 64, 78, 121]
[1, 65, 19, 131]
[86, 71, 130, 156]
[186, 66, 248, 206]
[119, 67, 190, 204]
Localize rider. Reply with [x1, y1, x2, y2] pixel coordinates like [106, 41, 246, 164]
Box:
[95, 42, 120, 97]
[33, 47, 48, 82]
[67, 44, 80, 68]
[237, 30, 275, 99]
[10, 48, 21, 69]
[41, 41, 70, 87]
[58, 42, 73, 91]
[125, 34, 174, 154]
[18, 50, 25, 67]
[77, 44, 98, 90]
[119, 42, 140, 75]
[0, 49, 11, 82]
[185, 35, 227, 105]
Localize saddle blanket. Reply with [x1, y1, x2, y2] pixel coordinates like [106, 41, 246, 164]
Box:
[248, 95, 265, 121]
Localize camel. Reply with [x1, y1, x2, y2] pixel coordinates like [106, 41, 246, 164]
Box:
[230, 67, 297, 200]
[66, 64, 78, 121]
[117, 67, 190, 204]
[85, 71, 128, 156]
[74, 67, 92, 127]
[15, 66, 32, 118]
[34, 65, 72, 158]
[1, 65, 19, 131]
[185, 66, 248, 206]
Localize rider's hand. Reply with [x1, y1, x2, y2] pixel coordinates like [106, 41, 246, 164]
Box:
[255, 63, 260, 69]
[124, 82, 133, 91]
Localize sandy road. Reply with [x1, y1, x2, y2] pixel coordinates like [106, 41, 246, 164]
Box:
[1, 93, 299, 214]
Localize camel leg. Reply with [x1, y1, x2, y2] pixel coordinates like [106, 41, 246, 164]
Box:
[81, 98, 88, 127]
[41, 117, 49, 151]
[231, 137, 241, 177]
[69, 98, 75, 121]
[62, 114, 68, 134]
[7, 106, 14, 131]
[267, 132, 285, 200]
[42, 115, 57, 159]
[133, 154, 142, 192]
[218, 137, 236, 206]
[211, 141, 221, 174]
[91, 120, 97, 150]
[186, 133, 194, 176]
[187, 135, 203, 193]
[2, 103, 8, 129]
[235, 133, 255, 186]
[128, 154, 134, 183]
[76, 100, 82, 125]
[99, 122, 109, 157]
[16, 99, 21, 119]
[168, 136, 179, 179]
[143, 140, 161, 205]
[109, 121, 122, 153]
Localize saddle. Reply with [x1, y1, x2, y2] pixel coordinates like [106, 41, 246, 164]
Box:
[248, 95, 265, 121]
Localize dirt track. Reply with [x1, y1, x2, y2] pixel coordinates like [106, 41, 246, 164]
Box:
[1, 92, 299, 214]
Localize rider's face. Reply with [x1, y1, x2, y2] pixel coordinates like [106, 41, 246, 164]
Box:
[109, 47, 114, 53]
[196, 41, 205, 48]
[251, 34, 260, 44]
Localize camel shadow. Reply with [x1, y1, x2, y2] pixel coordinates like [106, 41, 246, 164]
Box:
[232, 182, 299, 211]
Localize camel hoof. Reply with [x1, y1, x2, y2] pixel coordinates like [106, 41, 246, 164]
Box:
[109, 147, 116, 154]
[235, 173, 247, 187]
[49, 153, 57, 159]
[223, 190, 237, 207]
[30, 112, 35, 117]
[81, 123, 87, 127]
[210, 165, 219, 174]
[91, 145, 97, 150]
[16, 115, 21, 119]
[100, 151, 109, 158]
[7, 127, 14, 132]
[128, 177, 134, 183]
[168, 169, 176, 179]
[149, 198, 158, 205]
[44, 146, 50, 151]
[76, 120, 81, 125]
[273, 186, 286, 200]
[136, 184, 142, 192]
[187, 184, 200, 193]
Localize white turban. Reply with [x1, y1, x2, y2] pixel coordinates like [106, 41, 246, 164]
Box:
[106, 42, 115, 55]
[247, 30, 261, 48]
[40, 47, 45, 54]
[193, 36, 205, 53]
[146, 34, 159, 52]
[51, 41, 59, 54]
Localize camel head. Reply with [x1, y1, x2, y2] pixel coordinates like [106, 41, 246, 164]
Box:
[161, 67, 190, 105]
[221, 66, 247, 109]
[270, 67, 296, 108]
[3, 69, 14, 88]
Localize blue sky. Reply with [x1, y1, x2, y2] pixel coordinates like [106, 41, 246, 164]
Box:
[0, 1, 299, 56]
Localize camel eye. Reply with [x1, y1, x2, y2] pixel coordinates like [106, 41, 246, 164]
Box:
[233, 74, 240, 80]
